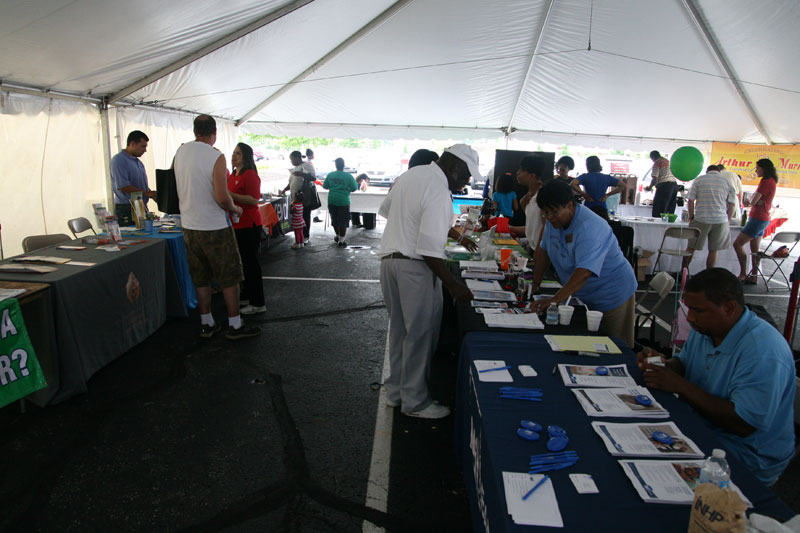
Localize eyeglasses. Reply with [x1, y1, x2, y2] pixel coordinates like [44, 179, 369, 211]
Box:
[541, 205, 567, 219]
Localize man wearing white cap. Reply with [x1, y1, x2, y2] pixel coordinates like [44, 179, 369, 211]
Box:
[378, 144, 477, 419]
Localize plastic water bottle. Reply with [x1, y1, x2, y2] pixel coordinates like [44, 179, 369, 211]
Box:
[698, 449, 730, 489]
[546, 303, 559, 325]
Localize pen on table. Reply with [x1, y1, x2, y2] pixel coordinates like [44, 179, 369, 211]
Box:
[552, 364, 557, 375]
[479, 365, 511, 373]
[522, 475, 550, 501]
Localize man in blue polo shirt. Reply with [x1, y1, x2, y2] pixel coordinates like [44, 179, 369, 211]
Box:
[529, 179, 638, 345]
[638, 268, 795, 485]
[110, 130, 156, 226]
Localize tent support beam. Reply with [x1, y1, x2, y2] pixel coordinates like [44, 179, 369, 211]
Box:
[99, 100, 115, 212]
[505, 0, 555, 134]
[107, 0, 315, 105]
[0, 82, 101, 104]
[680, 0, 772, 145]
[235, 0, 414, 127]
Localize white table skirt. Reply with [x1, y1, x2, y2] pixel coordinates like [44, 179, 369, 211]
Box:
[619, 216, 745, 275]
[618, 204, 686, 218]
[318, 190, 388, 214]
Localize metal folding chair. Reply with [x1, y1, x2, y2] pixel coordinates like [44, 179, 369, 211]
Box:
[67, 217, 96, 238]
[635, 271, 675, 346]
[753, 231, 800, 291]
[653, 226, 700, 273]
[22, 233, 71, 252]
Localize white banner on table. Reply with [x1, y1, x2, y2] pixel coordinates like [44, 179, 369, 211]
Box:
[591, 421, 704, 458]
[572, 387, 669, 418]
[619, 459, 751, 506]
[558, 364, 637, 388]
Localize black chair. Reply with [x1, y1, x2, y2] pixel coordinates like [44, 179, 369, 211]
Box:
[610, 221, 636, 271]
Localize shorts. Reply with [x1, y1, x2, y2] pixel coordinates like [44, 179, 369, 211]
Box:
[183, 226, 243, 288]
[689, 220, 731, 251]
[741, 218, 770, 239]
[328, 204, 351, 228]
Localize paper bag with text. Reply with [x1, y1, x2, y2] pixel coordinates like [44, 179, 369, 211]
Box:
[688, 483, 747, 533]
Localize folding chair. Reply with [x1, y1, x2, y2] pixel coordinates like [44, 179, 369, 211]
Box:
[653, 226, 700, 274]
[67, 217, 96, 238]
[635, 271, 674, 346]
[752, 231, 800, 292]
[610, 221, 636, 271]
[22, 233, 71, 252]
[669, 268, 692, 355]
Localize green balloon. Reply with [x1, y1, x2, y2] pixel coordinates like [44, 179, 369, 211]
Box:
[669, 146, 704, 182]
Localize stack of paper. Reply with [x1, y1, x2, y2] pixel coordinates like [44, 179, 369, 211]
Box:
[484, 313, 544, 329]
[591, 422, 704, 458]
[558, 364, 637, 388]
[619, 459, 752, 506]
[465, 279, 502, 291]
[473, 360, 513, 382]
[474, 307, 524, 315]
[545, 335, 621, 354]
[460, 260, 499, 270]
[0, 264, 58, 274]
[572, 387, 669, 418]
[0, 288, 27, 302]
[461, 260, 504, 280]
[470, 301, 508, 308]
[472, 290, 517, 302]
[13, 255, 71, 264]
[501, 472, 564, 527]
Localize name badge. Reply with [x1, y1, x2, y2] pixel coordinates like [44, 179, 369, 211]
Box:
[565, 234, 573, 243]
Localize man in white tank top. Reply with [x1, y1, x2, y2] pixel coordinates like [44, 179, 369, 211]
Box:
[174, 115, 260, 340]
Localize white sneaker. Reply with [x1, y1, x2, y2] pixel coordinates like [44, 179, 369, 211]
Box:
[291, 243, 304, 249]
[304, 239, 310, 244]
[240, 304, 266, 315]
[403, 403, 450, 419]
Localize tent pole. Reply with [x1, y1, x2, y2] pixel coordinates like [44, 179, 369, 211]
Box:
[680, 0, 772, 145]
[504, 0, 555, 135]
[99, 98, 115, 213]
[236, 0, 414, 127]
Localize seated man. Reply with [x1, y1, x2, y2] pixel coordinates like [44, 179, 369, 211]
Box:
[637, 268, 795, 485]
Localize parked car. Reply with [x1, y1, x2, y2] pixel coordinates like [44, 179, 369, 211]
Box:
[253, 150, 265, 162]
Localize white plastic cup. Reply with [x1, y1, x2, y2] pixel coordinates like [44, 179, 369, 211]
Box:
[586, 310, 603, 332]
[558, 305, 574, 325]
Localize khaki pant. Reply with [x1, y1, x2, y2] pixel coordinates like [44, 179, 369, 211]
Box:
[601, 295, 635, 347]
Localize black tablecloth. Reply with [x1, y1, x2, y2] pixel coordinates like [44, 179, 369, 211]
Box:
[455, 332, 795, 531]
[0, 239, 183, 403]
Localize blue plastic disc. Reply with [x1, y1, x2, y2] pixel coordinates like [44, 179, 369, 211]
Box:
[517, 428, 541, 441]
[635, 394, 653, 406]
[520, 420, 542, 432]
[547, 435, 569, 451]
[652, 431, 674, 445]
[547, 425, 566, 437]
[595, 366, 609, 376]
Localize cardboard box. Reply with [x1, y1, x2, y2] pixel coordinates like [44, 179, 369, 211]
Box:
[636, 250, 655, 281]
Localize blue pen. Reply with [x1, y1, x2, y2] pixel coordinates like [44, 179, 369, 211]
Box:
[479, 365, 512, 373]
[522, 475, 550, 501]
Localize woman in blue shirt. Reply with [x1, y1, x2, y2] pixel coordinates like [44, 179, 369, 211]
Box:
[492, 173, 518, 217]
[529, 180, 638, 345]
[571, 156, 626, 220]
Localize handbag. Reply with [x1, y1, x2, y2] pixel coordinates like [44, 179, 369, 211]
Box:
[302, 177, 321, 210]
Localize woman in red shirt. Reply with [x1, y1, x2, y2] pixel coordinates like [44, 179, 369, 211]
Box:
[228, 142, 265, 313]
[733, 158, 778, 284]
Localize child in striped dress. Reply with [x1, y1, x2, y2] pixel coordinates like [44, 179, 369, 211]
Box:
[290, 191, 306, 249]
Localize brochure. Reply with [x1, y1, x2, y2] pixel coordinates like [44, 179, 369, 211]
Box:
[13, 255, 71, 264]
[558, 364, 637, 388]
[619, 459, 751, 506]
[501, 472, 563, 527]
[465, 279, 502, 291]
[472, 290, 517, 302]
[572, 387, 669, 418]
[484, 313, 544, 329]
[0, 264, 58, 274]
[591, 421, 704, 458]
[470, 301, 508, 308]
[460, 260, 499, 271]
[545, 335, 622, 354]
[462, 270, 505, 280]
[474, 307, 524, 314]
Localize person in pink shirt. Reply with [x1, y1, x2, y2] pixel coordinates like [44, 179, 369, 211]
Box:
[732, 158, 778, 284]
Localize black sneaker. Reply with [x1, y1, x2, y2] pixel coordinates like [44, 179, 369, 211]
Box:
[334, 235, 339, 243]
[338, 240, 347, 248]
[226, 323, 261, 340]
[200, 322, 222, 338]
[313, 216, 322, 222]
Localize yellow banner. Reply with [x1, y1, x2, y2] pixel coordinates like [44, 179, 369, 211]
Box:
[711, 142, 800, 189]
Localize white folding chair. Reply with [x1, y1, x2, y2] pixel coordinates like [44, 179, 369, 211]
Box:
[653, 226, 700, 273]
[753, 231, 800, 291]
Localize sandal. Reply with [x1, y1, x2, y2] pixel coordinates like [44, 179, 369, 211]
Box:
[743, 275, 758, 285]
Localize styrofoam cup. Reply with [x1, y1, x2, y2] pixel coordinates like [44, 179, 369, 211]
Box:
[558, 305, 574, 325]
[586, 310, 603, 331]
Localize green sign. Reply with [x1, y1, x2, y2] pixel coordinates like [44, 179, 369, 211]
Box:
[0, 298, 47, 408]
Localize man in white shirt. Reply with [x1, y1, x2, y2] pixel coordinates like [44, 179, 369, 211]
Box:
[282, 150, 316, 242]
[174, 115, 260, 340]
[717, 164, 743, 211]
[685, 165, 737, 270]
[378, 144, 477, 419]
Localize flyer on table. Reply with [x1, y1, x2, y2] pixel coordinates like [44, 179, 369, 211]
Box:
[591, 421, 704, 458]
[558, 364, 637, 388]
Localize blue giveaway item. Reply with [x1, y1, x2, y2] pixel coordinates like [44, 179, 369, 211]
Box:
[635, 394, 652, 406]
[521, 420, 542, 432]
[547, 435, 569, 452]
[517, 428, 541, 441]
[547, 425, 566, 437]
[652, 431, 674, 445]
[595, 366, 609, 376]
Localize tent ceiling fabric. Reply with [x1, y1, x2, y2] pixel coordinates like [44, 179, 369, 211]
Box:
[1, 0, 798, 145]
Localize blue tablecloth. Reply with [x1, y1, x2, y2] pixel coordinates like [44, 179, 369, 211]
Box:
[138, 231, 197, 312]
[456, 331, 795, 532]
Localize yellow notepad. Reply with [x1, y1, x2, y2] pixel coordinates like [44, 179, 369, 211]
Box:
[544, 335, 622, 354]
[493, 238, 518, 246]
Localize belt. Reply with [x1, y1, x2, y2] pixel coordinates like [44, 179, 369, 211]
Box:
[382, 252, 423, 261]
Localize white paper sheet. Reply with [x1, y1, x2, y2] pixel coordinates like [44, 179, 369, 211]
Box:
[484, 313, 544, 329]
[473, 360, 514, 382]
[465, 279, 502, 291]
[502, 472, 564, 527]
[460, 260, 499, 270]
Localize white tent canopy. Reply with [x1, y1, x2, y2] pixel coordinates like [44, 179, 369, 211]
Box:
[2, 0, 799, 255]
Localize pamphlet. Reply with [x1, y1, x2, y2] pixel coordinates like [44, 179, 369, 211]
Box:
[470, 301, 508, 308]
[545, 335, 622, 354]
[484, 313, 544, 329]
[0, 288, 27, 301]
[572, 387, 669, 418]
[591, 421, 704, 458]
[558, 364, 637, 388]
[56, 245, 86, 250]
[460, 260, 499, 270]
[13, 255, 71, 265]
[472, 290, 517, 302]
[501, 472, 563, 527]
[619, 459, 751, 506]
[461, 270, 505, 280]
[465, 279, 502, 291]
[474, 307, 524, 315]
[0, 264, 58, 274]
[473, 360, 513, 382]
